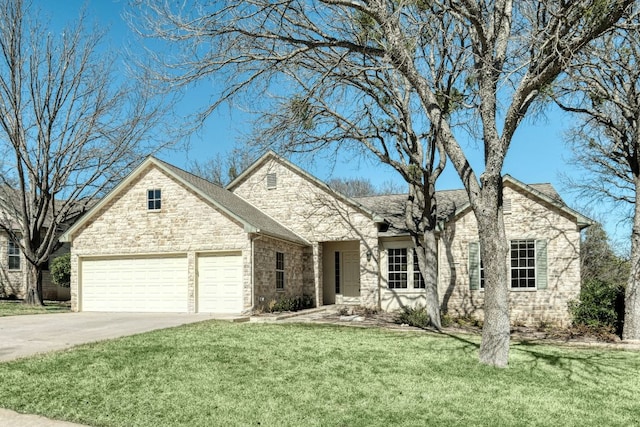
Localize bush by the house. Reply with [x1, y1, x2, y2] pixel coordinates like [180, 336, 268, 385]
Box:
[267, 295, 314, 313]
[50, 253, 71, 288]
[395, 304, 431, 328]
[569, 279, 625, 335]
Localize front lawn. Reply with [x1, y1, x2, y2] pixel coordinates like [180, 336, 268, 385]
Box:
[0, 300, 70, 316]
[0, 321, 638, 426]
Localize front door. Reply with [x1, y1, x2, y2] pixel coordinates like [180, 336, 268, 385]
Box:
[342, 250, 360, 297]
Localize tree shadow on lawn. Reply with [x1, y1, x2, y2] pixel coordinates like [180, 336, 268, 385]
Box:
[438, 329, 634, 386]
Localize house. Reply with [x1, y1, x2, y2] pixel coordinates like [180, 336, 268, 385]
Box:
[60, 152, 591, 326]
[0, 189, 72, 301]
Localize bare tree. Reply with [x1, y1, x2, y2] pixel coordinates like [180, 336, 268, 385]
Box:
[327, 177, 407, 197]
[133, 0, 632, 366]
[326, 178, 379, 197]
[188, 148, 257, 186]
[0, 0, 174, 305]
[554, 10, 640, 340]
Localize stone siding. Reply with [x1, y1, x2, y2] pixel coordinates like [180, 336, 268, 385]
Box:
[232, 157, 380, 307]
[437, 184, 582, 326]
[69, 165, 251, 312]
[0, 232, 26, 298]
[253, 236, 306, 311]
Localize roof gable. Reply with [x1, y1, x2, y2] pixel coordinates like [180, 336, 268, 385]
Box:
[228, 151, 384, 223]
[61, 157, 308, 245]
[355, 176, 592, 235]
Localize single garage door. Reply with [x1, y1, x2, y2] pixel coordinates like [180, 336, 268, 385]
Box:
[81, 256, 188, 312]
[197, 254, 243, 313]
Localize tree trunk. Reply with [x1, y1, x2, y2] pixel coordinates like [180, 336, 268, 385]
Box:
[23, 262, 44, 306]
[623, 177, 640, 340]
[406, 177, 442, 330]
[417, 229, 441, 329]
[476, 181, 510, 367]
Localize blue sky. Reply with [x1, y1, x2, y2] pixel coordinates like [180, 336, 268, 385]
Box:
[40, 0, 630, 248]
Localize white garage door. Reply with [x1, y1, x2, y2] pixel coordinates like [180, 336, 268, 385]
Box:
[197, 254, 243, 313]
[81, 256, 188, 312]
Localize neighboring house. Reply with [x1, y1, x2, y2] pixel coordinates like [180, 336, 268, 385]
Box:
[61, 153, 591, 326]
[0, 191, 72, 301]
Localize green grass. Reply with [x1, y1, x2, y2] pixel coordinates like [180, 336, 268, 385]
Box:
[0, 300, 70, 316]
[0, 321, 638, 427]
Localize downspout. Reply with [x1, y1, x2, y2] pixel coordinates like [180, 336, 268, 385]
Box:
[250, 233, 263, 312]
[377, 245, 382, 311]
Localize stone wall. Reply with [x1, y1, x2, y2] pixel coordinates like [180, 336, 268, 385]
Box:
[69, 165, 251, 312]
[253, 236, 306, 311]
[0, 232, 26, 298]
[437, 183, 582, 326]
[231, 156, 380, 308]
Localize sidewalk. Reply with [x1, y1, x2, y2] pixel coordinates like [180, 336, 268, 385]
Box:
[0, 409, 88, 427]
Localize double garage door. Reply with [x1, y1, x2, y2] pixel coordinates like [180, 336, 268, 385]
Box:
[80, 254, 243, 313]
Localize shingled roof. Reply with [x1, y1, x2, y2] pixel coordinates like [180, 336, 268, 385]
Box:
[61, 157, 308, 245]
[354, 180, 572, 236]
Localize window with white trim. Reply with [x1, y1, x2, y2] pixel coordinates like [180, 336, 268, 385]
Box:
[8, 240, 20, 270]
[510, 240, 536, 289]
[468, 239, 547, 291]
[147, 189, 161, 210]
[388, 248, 408, 289]
[276, 252, 285, 290]
[413, 249, 426, 289]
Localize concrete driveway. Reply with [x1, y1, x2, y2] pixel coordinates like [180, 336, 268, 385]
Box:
[0, 312, 244, 362]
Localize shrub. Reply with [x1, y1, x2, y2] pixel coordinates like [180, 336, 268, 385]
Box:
[395, 304, 431, 328]
[267, 295, 314, 313]
[569, 279, 625, 335]
[50, 253, 71, 288]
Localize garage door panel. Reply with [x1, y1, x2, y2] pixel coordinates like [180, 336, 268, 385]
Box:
[198, 255, 243, 313]
[81, 256, 188, 312]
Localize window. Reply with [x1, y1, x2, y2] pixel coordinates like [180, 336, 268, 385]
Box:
[468, 239, 547, 291]
[8, 240, 20, 270]
[266, 173, 277, 189]
[147, 189, 161, 210]
[388, 248, 408, 289]
[413, 250, 426, 289]
[511, 240, 536, 289]
[276, 252, 285, 290]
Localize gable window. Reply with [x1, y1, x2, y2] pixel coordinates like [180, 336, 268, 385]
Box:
[147, 189, 161, 210]
[469, 240, 547, 290]
[276, 252, 285, 290]
[8, 240, 20, 270]
[266, 173, 277, 189]
[388, 248, 408, 289]
[503, 198, 512, 214]
[413, 249, 426, 289]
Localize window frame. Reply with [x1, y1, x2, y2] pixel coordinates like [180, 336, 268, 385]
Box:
[387, 247, 408, 289]
[412, 249, 426, 289]
[147, 189, 162, 211]
[469, 239, 546, 292]
[8, 239, 20, 270]
[510, 239, 537, 290]
[275, 251, 285, 291]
